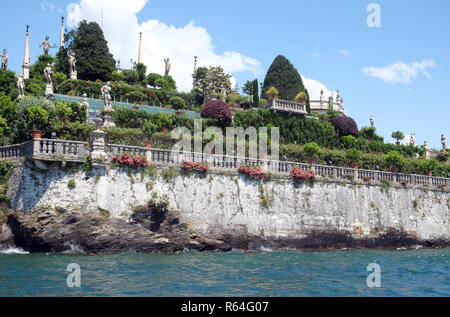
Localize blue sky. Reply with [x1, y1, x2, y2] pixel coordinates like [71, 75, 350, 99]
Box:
[1, 0, 449, 149]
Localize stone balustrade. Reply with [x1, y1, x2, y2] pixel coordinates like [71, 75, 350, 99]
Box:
[0, 141, 34, 160]
[1, 138, 449, 188]
[265, 99, 308, 115]
[32, 139, 90, 162]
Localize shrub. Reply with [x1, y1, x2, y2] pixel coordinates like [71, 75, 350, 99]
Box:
[330, 116, 359, 137]
[346, 148, 362, 164]
[149, 192, 169, 212]
[27, 106, 49, 131]
[294, 92, 307, 103]
[385, 151, 405, 171]
[169, 96, 185, 111]
[265, 86, 279, 99]
[342, 135, 357, 149]
[68, 179, 76, 189]
[421, 158, 438, 173]
[303, 142, 320, 160]
[200, 100, 232, 122]
[391, 131, 404, 143]
[359, 126, 377, 140]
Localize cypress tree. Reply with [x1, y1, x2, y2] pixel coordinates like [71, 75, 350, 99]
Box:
[252, 79, 259, 107]
[69, 20, 116, 82]
[262, 55, 305, 100]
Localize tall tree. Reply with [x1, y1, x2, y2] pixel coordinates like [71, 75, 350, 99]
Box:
[69, 20, 116, 82]
[193, 66, 232, 102]
[252, 79, 259, 108]
[261, 55, 305, 100]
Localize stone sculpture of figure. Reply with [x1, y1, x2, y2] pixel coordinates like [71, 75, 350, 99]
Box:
[130, 59, 137, 70]
[442, 134, 447, 150]
[1, 49, 8, 70]
[67, 50, 76, 74]
[370, 115, 375, 127]
[44, 64, 53, 85]
[319, 89, 324, 104]
[81, 93, 90, 122]
[336, 90, 340, 104]
[101, 82, 113, 111]
[40, 36, 55, 55]
[17, 75, 25, 99]
[410, 133, 415, 146]
[164, 58, 171, 76]
[117, 59, 121, 70]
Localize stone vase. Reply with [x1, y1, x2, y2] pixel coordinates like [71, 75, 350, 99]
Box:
[32, 130, 42, 139]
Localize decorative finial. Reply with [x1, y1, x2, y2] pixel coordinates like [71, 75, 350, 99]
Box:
[26, 24, 30, 33]
[61, 17, 64, 24]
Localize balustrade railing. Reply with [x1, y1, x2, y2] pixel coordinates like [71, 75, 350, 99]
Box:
[265, 99, 308, 115]
[0, 141, 33, 159]
[1, 139, 449, 188]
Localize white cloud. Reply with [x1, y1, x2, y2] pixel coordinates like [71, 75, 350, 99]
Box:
[337, 49, 350, 56]
[310, 50, 320, 58]
[362, 59, 435, 84]
[67, 0, 262, 92]
[303, 77, 338, 101]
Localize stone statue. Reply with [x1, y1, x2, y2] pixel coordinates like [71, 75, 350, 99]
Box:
[101, 82, 113, 111]
[1, 49, 8, 70]
[40, 36, 55, 55]
[117, 59, 121, 70]
[67, 50, 77, 80]
[320, 89, 324, 105]
[336, 90, 340, 104]
[370, 115, 375, 127]
[17, 75, 25, 99]
[164, 58, 171, 76]
[44, 64, 54, 96]
[410, 133, 415, 146]
[442, 134, 447, 151]
[131, 59, 137, 70]
[81, 93, 90, 122]
[67, 50, 76, 73]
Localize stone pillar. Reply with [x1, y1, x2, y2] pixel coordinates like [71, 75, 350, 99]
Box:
[23, 26, 30, 79]
[90, 124, 108, 167]
[60, 17, 65, 51]
[138, 32, 143, 64]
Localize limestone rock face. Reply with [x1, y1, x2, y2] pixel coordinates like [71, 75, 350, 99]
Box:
[4, 163, 450, 253]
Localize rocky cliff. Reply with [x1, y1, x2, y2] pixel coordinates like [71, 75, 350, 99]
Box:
[1, 161, 449, 253]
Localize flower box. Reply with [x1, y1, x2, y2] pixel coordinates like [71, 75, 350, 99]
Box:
[111, 153, 149, 168]
[290, 166, 316, 182]
[181, 160, 209, 174]
[238, 165, 268, 181]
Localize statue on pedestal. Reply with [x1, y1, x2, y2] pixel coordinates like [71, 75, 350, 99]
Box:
[101, 82, 113, 111]
[40, 36, 56, 55]
[17, 75, 25, 99]
[1, 49, 8, 70]
[44, 64, 54, 96]
[117, 59, 121, 71]
[442, 134, 447, 151]
[164, 58, 171, 76]
[67, 50, 77, 80]
[370, 115, 375, 127]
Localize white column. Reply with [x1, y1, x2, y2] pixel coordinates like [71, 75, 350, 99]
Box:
[60, 17, 65, 51]
[138, 32, 143, 64]
[22, 27, 30, 79]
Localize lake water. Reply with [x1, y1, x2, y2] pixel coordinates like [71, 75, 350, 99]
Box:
[0, 248, 448, 297]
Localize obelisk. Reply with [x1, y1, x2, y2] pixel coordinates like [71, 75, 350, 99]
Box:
[23, 25, 30, 79]
[138, 32, 143, 64]
[60, 17, 65, 51]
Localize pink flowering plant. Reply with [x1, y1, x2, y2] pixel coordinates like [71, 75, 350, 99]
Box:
[111, 153, 149, 168]
[180, 160, 209, 174]
[238, 165, 268, 181]
[290, 166, 316, 183]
